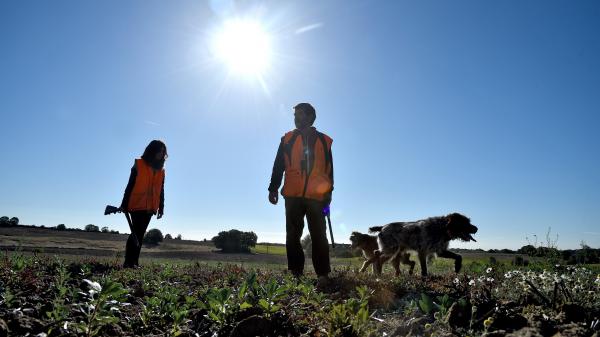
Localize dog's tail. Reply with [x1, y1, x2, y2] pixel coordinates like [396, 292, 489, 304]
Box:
[369, 226, 383, 233]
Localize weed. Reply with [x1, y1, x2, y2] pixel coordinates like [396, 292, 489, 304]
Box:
[71, 278, 127, 337]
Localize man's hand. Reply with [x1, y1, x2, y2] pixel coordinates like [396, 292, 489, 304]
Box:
[268, 191, 279, 205]
[324, 192, 332, 208]
[157, 210, 164, 219]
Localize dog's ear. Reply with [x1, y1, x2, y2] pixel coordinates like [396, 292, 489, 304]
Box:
[447, 213, 470, 228]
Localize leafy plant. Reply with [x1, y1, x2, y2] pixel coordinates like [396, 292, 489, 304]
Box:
[257, 278, 288, 316]
[327, 285, 374, 337]
[205, 287, 233, 328]
[46, 259, 72, 334]
[71, 278, 127, 337]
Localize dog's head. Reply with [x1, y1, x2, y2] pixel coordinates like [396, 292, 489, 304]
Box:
[446, 213, 478, 242]
[349, 231, 370, 249]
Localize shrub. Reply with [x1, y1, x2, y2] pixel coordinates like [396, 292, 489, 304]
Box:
[56, 224, 66, 230]
[144, 228, 164, 245]
[212, 229, 257, 253]
[0, 216, 11, 227]
[84, 224, 100, 232]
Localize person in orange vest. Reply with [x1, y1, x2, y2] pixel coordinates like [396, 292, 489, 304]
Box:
[268, 103, 333, 286]
[120, 140, 167, 268]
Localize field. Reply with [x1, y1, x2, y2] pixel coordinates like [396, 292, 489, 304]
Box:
[0, 227, 599, 336]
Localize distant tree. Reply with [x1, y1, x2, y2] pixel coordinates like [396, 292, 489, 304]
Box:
[144, 228, 164, 245]
[512, 256, 529, 266]
[9, 217, 19, 226]
[56, 224, 66, 231]
[240, 231, 258, 251]
[518, 245, 537, 256]
[0, 216, 9, 226]
[84, 224, 100, 232]
[101, 226, 110, 233]
[110, 230, 119, 234]
[301, 235, 312, 255]
[175, 234, 182, 240]
[212, 229, 257, 253]
[164, 233, 173, 240]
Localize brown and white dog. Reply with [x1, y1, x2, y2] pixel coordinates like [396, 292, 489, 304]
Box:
[350, 231, 415, 275]
[369, 213, 477, 276]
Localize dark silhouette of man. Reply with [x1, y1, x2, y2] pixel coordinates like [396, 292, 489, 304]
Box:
[268, 103, 334, 286]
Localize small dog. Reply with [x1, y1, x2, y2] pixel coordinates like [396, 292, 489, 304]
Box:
[369, 213, 477, 276]
[350, 231, 415, 275]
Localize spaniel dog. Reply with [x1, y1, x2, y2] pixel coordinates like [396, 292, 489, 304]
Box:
[369, 213, 477, 276]
[350, 231, 415, 275]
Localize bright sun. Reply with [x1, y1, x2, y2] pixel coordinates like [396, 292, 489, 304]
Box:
[212, 19, 272, 76]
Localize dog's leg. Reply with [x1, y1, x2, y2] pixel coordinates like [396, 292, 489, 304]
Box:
[418, 251, 428, 276]
[438, 250, 462, 273]
[401, 253, 415, 275]
[391, 253, 401, 276]
[373, 250, 388, 275]
[359, 259, 371, 273]
[373, 258, 382, 274]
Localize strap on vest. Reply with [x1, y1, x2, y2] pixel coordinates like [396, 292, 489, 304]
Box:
[285, 130, 330, 172]
[283, 130, 300, 167]
[317, 132, 331, 170]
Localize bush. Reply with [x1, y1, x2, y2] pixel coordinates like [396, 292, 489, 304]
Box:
[84, 224, 100, 232]
[165, 234, 173, 240]
[301, 235, 312, 255]
[512, 255, 529, 266]
[144, 228, 164, 245]
[212, 229, 257, 253]
[0, 216, 11, 227]
[56, 224, 66, 230]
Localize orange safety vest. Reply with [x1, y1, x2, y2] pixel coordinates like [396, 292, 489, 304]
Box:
[281, 129, 333, 201]
[127, 158, 165, 212]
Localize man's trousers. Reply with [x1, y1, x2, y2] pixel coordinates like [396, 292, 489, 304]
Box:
[285, 197, 331, 276]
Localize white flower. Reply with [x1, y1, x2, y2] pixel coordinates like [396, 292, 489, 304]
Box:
[83, 279, 102, 292]
[504, 272, 512, 279]
[469, 280, 476, 286]
[454, 278, 460, 285]
[486, 267, 492, 274]
[487, 277, 494, 283]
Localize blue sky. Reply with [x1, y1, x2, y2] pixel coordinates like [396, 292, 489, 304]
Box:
[1, 1, 598, 250]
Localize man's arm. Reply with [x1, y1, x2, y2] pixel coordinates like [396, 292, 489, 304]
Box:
[325, 147, 333, 205]
[268, 138, 285, 204]
[329, 147, 334, 191]
[268, 138, 285, 193]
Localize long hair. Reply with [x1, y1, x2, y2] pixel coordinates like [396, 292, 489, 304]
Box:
[141, 140, 168, 170]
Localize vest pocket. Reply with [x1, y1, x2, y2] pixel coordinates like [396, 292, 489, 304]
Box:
[307, 173, 332, 199]
[282, 169, 303, 197]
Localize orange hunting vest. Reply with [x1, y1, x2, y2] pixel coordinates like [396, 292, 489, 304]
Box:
[127, 159, 165, 212]
[281, 129, 333, 201]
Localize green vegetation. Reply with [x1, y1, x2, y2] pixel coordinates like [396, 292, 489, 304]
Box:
[143, 228, 164, 245]
[253, 244, 287, 255]
[212, 229, 258, 253]
[0, 251, 598, 337]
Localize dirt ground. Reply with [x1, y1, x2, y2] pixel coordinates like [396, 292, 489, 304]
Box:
[0, 226, 287, 264]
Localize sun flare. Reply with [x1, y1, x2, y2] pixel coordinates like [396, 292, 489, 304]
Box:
[212, 19, 272, 76]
